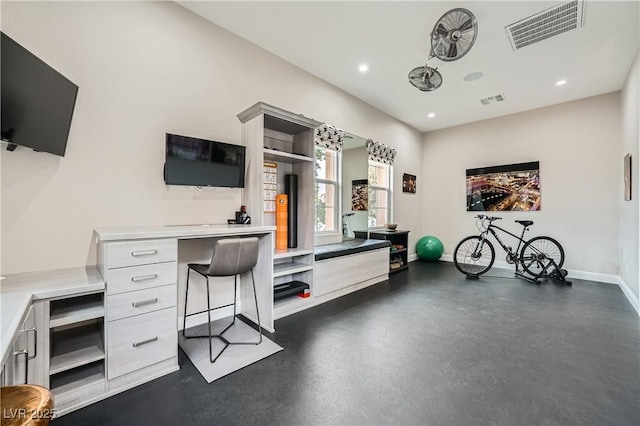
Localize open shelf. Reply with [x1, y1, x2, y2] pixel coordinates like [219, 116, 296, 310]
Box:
[50, 321, 105, 375]
[274, 280, 309, 301]
[391, 248, 408, 255]
[274, 292, 314, 318]
[50, 360, 105, 395]
[273, 248, 314, 259]
[263, 148, 313, 164]
[273, 261, 313, 278]
[50, 293, 104, 328]
[390, 265, 409, 274]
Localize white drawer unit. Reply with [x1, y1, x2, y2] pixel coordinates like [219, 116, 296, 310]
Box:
[107, 307, 177, 379]
[106, 261, 177, 295]
[105, 239, 177, 269]
[97, 237, 180, 386]
[107, 285, 176, 322]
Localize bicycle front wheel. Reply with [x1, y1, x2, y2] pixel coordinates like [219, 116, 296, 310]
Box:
[520, 236, 565, 277]
[454, 236, 495, 277]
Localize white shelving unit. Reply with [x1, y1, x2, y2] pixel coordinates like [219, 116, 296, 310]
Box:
[48, 292, 106, 410]
[238, 102, 321, 318]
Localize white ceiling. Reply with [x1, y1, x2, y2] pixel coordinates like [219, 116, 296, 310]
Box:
[177, 1, 640, 133]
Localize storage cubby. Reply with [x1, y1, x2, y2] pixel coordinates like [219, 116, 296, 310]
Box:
[50, 293, 104, 327]
[50, 359, 104, 393]
[50, 319, 105, 375]
[48, 292, 106, 406]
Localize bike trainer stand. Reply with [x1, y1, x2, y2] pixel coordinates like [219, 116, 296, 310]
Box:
[514, 258, 572, 286]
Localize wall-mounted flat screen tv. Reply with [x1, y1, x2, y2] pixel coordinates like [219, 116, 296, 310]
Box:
[1, 32, 79, 157]
[164, 133, 246, 188]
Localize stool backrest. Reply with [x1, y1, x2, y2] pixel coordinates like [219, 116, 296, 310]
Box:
[208, 237, 259, 276]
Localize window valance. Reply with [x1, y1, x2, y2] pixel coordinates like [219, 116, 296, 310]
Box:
[366, 139, 396, 165]
[314, 124, 344, 151]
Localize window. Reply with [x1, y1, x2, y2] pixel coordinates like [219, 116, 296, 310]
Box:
[368, 160, 392, 227]
[315, 146, 340, 233]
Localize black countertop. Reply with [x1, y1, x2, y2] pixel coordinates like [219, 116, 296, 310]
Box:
[314, 238, 391, 261]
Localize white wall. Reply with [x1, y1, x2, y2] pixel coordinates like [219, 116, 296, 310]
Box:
[422, 93, 622, 277]
[619, 50, 640, 308]
[0, 1, 423, 274]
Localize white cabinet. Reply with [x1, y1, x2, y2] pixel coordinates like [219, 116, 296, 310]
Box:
[2, 302, 45, 386]
[98, 237, 178, 384]
[238, 102, 321, 318]
[314, 248, 389, 297]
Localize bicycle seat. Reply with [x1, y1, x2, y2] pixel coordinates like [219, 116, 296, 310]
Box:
[515, 220, 534, 227]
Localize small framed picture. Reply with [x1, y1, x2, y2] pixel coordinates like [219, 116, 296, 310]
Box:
[402, 173, 416, 193]
[352, 179, 368, 211]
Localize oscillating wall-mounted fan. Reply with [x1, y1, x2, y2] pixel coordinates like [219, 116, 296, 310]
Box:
[408, 66, 443, 92]
[408, 8, 478, 92]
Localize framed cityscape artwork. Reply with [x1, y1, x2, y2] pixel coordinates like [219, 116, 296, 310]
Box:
[466, 161, 540, 211]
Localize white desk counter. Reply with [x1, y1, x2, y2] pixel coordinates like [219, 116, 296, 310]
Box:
[94, 224, 276, 242]
[0, 267, 104, 368]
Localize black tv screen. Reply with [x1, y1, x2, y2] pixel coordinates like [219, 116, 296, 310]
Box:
[164, 133, 246, 188]
[1, 32, 79, 157]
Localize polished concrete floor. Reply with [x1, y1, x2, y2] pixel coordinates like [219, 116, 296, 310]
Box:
[55, 262, 640, 426]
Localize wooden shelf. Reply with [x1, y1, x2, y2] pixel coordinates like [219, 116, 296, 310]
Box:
[273, 248, 314, 259]
[273, 261, 313, 278]
[50, 324, 105, 375]
[50, 293, 104, 328]
[263, 148, 313, 164]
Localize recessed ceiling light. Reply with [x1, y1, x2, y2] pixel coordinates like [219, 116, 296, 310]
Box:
[428, 113, 436, 118]
[556, 80, 567, 86]
[358, 63, 369, 73]
[463, 71, 484, 82]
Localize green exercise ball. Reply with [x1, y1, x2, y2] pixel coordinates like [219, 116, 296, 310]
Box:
[416, 236, 444, 261]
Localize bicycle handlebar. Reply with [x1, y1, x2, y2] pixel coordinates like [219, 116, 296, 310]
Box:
[475, 214, 502, 221]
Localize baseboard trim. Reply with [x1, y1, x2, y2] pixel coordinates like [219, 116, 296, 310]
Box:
[439, 255, 619, 283]
[440, 254, 638, 314]
[618, 277, 640, 315]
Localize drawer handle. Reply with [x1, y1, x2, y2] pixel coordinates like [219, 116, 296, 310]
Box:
[132, 298, 158, 308]
[131, 274, 158, 282]
[131, 250, 158, 257]
[132, 337, 158, 348]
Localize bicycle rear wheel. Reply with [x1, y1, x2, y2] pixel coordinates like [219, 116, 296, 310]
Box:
[520, 236, 565, 277]
[454, 236, 495, 277]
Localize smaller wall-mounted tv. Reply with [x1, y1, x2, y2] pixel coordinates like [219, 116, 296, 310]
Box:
[164, 133, 246, 188]
[1, 32, 79, 157]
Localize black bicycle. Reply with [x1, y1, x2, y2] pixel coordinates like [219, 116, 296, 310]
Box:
[453, 214, 568, 283]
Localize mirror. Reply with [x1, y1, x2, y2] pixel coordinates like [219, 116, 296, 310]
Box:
[342, 132, 368, 239]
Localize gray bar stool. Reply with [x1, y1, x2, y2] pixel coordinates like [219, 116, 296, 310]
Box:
[182, 237, 262, 363]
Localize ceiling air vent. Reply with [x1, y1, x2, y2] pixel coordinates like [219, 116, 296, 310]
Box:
[505, 0, 585, 50]
[480, 94, 505, 105]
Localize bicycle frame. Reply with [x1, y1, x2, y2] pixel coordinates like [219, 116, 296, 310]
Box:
[474, 219, 529, 270]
